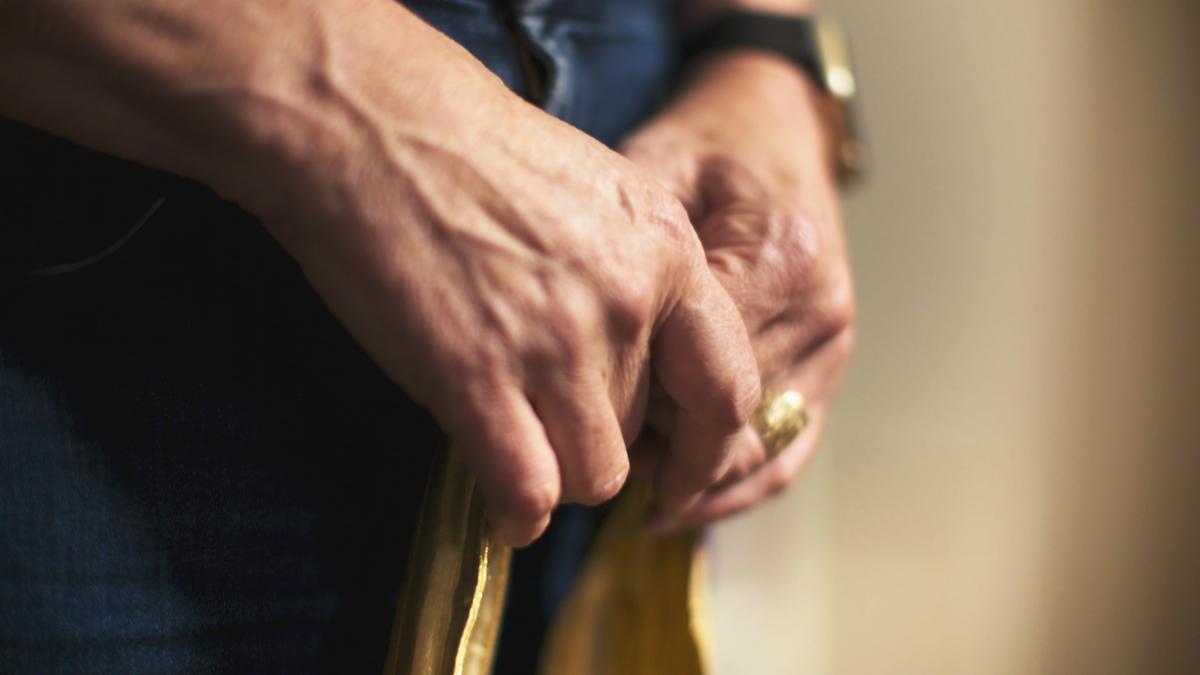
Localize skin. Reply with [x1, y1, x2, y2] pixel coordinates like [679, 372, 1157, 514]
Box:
[0, 0, 761, 546]
[0, 0, 852, 542]
[624, 14, 855, 529]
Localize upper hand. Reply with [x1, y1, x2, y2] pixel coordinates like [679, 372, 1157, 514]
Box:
[621, 51, 855, 529]
[244, 10, 761, 546]
[0, 0, 763, 546]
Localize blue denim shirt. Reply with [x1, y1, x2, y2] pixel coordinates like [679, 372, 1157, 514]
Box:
[0, 2, 675, 673]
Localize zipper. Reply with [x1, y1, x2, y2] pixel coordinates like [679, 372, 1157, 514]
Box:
[489, 1, 549, 105]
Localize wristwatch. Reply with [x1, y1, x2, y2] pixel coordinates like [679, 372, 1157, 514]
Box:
[681, 12, 865, 185]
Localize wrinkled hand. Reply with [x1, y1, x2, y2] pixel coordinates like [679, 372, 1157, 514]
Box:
[248, 11, 760, 546]
[622, 52, 855, 529]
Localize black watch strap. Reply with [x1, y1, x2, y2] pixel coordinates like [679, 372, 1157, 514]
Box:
[680, 11, 823, 90]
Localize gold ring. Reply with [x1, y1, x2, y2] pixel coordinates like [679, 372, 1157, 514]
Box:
[752, 390, 808, 460]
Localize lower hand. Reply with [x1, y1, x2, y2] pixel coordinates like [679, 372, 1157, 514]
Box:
[622, 51, 855, 530]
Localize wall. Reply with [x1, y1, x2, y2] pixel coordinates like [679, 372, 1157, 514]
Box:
[710, 1, 1199, 673]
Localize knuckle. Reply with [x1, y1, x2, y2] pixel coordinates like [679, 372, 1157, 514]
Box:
[604, 275, 657, 340]
[776, 210, 823, 291]
[460, 370, 520, 418]
[546, 292, 603, 366]
[804, 290, 856, 361]
[444, 331, 514, 387]
[711, 366, 762, 431]
[573, 460, 629, 506]
[649, 192, 699, 254]
[817, 267, 857, 336]
[719, 434, 764, 485]
[431, 367, 508, 430]
[496, 474, 560, 524]
[826, 291, 857, 336]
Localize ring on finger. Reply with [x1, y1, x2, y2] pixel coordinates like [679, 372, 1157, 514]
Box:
[752, 389, 808, 460]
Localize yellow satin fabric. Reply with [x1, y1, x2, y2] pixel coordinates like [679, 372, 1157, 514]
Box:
[382, 450, 510, 675]
[383, 452, 709, 675]
[539, 484, 711, 675]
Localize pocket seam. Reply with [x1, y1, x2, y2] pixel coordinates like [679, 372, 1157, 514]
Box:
[25, 196, 166, 278]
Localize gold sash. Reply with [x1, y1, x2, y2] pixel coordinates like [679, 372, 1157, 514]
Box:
[383, 450, 710, 675]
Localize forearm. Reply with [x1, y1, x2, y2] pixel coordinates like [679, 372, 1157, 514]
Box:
[0, 0, 504, 217]
[666, 0, 836, 176]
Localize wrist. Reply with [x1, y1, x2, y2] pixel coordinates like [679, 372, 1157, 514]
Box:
[676, 51, 840, 180]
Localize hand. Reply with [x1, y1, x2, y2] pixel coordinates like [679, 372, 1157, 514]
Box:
[0, 0, 760, 546]
[622, 51, 855, 529]
[238, 7, 761, 546]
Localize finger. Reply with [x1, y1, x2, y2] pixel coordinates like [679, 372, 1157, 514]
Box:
[649, 328, 851, 530]
[651, 271, 761, 515]
[632, 426, 763, 496]
[766, 329, 855, 408]
[650, 404, 828, 532]
[437, 379, 561, 547]
[751, 290, 855, 379]
[712, 425, 769, 487]
[752, 313, 817, 378]
[708, 329, 851, 495]
[530, 368, 629, 506]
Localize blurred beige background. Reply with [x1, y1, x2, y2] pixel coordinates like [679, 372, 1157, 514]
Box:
[709, 1, 1199, 673]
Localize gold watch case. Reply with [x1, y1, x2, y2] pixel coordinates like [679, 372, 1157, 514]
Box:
[814, 17, 866, 185]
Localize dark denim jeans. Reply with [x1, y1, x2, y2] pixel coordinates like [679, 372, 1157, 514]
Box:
[0, 1, 674, 673]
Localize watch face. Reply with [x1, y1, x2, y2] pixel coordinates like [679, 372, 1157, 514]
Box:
[815, 18, 857, 100]
[815, 18, 866, 184]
